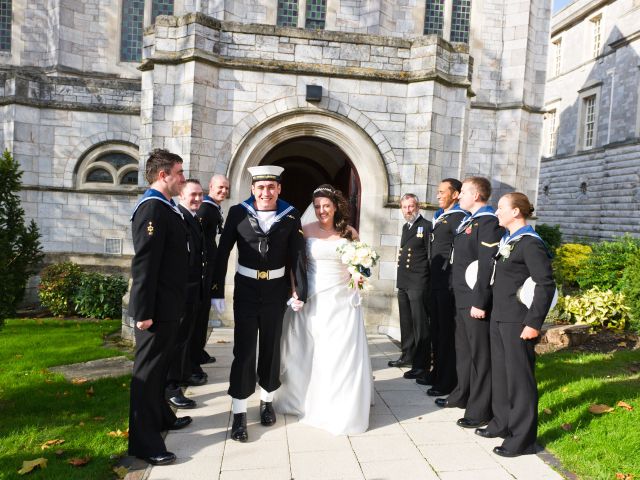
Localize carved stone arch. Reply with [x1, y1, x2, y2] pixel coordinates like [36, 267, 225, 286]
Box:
[225, 106, 394, 247]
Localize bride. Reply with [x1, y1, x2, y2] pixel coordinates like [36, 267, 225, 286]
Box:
[274, 185, 373, 435]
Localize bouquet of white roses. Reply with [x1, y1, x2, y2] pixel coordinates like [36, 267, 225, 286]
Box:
[336, 241, 380, 290]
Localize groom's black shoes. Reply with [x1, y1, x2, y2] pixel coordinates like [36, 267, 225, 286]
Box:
[231, 413, 248, 442]
[260, 401, 276, 426]
[388, 357, 411, 368]
[403, 368, 426, 379]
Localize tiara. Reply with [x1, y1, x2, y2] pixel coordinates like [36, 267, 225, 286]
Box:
[313, 187, 334, 194]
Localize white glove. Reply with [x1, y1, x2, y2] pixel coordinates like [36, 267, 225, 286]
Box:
[211, 298, 226, 313]
[287, 297, 304, 312]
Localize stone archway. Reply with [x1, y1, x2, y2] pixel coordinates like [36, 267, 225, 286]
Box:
[227, 110, 388, 246]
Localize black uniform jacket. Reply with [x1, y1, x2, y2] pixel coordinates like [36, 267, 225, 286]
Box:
[211, 198, 308, 303]
[130, 194, 189, 323]
[430, 208, 467, 290]
[451, 211, 504, 310]
[492, 236, 556, 330]
[179, 205, 207, 305]
[197, 196, 223, 291]
[396, 215, 432, 290]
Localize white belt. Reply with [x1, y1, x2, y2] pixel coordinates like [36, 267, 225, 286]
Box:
[237, 265, 285, 280]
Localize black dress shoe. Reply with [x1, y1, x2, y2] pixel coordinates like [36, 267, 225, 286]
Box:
[144, 452, 176, 465]
[260, 400, 276, 426]
[168, 394, 197, 409]
[435, 398, 449, 408]
[388, 358, 411, 368]
[231, 413, 248, 442]
[426, 388, 448, 396]
[493, 446, 521, 457]
[168, 416, 193, 430]
[475, 428, 501, 438]
[403, 368, 426, 379]
[456, 417, 489, 429]
[201, 356, 217, 364]
[185, 373, 208, 386]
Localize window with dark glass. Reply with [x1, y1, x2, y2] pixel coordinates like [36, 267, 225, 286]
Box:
[305, 0, 326, 29]
[86, 168, 114, 183]
[277, 0, 299, 27]
[120, 0, 145, 62]
[152, 0, 174, 22]
[83, 152, 138, 187]
[0, 0, 11, 52]
[450, 0, 471, 43]
[121, 171, 139, 185]
[424, 0, 444, 36]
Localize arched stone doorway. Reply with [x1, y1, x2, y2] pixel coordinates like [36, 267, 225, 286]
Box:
[260, 137, 361, 230]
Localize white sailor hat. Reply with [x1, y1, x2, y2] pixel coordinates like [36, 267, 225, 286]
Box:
[248, 165, 284, 183]
[517, 277, 559, 311]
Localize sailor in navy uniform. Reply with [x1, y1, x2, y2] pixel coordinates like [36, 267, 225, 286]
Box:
[189, 174, 229, 381]
[210, 165, 308, 442]
[391, 194, 433, 382]
[127, 150, 193, 466]
[426, 179, 467, 396]
[436, 177, 504, 431]
[475, 193, 556, 458]
[164, 179, 207, 410]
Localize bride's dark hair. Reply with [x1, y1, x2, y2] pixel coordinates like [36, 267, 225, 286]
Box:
[312, 184, 353, 241]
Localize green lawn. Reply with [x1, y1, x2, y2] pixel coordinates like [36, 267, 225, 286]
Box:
[0, 319, 131, 480]
[538, 348, 640, 480]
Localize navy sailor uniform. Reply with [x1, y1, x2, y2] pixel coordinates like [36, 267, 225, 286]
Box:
[447, 206, 504, 422]
[128, 189, 189, 458]
[429, 205, 467, 393]
[486, 227, 555, 454]
[211, 196, 308, 399]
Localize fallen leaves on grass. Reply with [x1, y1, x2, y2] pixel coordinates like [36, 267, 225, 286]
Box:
[41, 439, 65, 450]
[17, 458, 47, 475]
[616, 401, 633, 411]
[55, 450, 64, 457]
[615, 473, 634, 480]
[86, 386, 95, 397]
[543, 408, 552, 415]
[67, 457, 90, 467]
[71, 378, 88, 385]
[113, 466, 129, 479]
[561, 423, 572, 431]
[107, 429, 129, 438]
[588, 404, 614, 414]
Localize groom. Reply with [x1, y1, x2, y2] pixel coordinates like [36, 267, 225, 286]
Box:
[210, 165, 308, 442]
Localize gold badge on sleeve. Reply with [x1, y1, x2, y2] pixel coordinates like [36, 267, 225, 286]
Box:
[147, 221, 154, 236]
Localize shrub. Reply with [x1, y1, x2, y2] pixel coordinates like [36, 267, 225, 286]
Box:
[0, 150, 43, 327]
[576, 236, 640, 291]
[559, 287, 631, 332]
[620, 255, 640, 332]
[74, 272, 128, 319]
[535, 223, 562, 252]
[553, 243, 592, 289]
[38, 262, 83, 316]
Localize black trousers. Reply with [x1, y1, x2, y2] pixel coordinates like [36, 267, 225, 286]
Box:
[487, 321, 538, 454]
[190, 299, 212, 375]
[447, 306, 492, 422]
[429, 288, 457, 393]
[397, 288, 430, 370]
[229, 298, 287, 399]
[128, 321, 178, 457]
[167, 306, 196, 389]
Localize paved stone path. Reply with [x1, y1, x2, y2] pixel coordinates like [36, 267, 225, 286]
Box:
[146, 329, 564, 480]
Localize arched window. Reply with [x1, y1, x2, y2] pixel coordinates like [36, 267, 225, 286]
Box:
[424, 0, 445, 36]
[0, 0, 11, 52]
[450, 0, 471, 43]
[305, 0, 326, 30]
[277, 0, 299, 27]
[76, 144, 140, 190]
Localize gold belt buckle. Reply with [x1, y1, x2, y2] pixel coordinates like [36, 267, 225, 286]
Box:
[257, 270, 269, 280]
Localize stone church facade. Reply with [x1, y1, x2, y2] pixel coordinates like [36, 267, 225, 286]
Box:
[1, 0, 551, 329]
[537, 0, 640, 241]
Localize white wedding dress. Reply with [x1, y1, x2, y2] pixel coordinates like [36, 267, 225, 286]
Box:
[274, 237, 373, 435]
